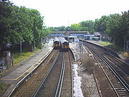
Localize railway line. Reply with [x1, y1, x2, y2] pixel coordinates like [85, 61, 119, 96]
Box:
[7, 49, 73, 97]
[32, 52, 64, 97]
[33, 51, 73, 97]
[82, 40, 129, 97]
[82, 41, 118, 97]
[4, 37, 128, 97]
[10, 50, 59, 97]
[104, 55, 129, 91]
[60, 51, 73, 97]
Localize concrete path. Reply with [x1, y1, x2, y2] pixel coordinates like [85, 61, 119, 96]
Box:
[2, 40, 53, 97]
[1, 40, 53, 84]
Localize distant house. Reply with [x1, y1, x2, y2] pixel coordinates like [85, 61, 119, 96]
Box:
[94, 32, 111, 41]
[94, 32, 101, 37]
[84, 34, 94, 40]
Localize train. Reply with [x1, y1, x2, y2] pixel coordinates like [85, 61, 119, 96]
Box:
[53, 37, 69, 51]
[53, 38, 60, 49]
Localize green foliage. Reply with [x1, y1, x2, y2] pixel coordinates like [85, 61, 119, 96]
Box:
[1, 0, 129, 50]
[121, 11, 129, 40]
[116, 11, 129, 47]
[0, 1, 13, 45]
[55, 26, 66, 31]
[98, 41, 111, 46]
[94, 13, 128, 48]
[13, 49, 40, 65]
[79, 20, 95, 33]
[94, 16, 110, 33]
[65, 26, 72, 31]
[70, 24, 81, 31]
[105, 14, 122, 47]
[0, 81, 8, 96]
[0, 1, 48, 49]
[51, 21, 95, 33]
[106, 14, 121, 35]
[69, 21, 95, 32]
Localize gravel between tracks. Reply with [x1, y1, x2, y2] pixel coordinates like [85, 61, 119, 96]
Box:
[60, 51, 73, 97]
[84, 42, 118, 97]
[11, 50, 59, 97]
[35, 52, 63, 97]
[70, 42, 128, 97]
[84, 41, 129, 97]
[70, 43, 100, 97]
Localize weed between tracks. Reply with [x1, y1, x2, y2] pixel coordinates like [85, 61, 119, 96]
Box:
[77, 54, 100, 97]
[80, 54, 95, 74]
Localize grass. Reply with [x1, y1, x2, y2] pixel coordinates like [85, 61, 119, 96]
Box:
[0, 81, 9, 96]
[0, 48, 42, 96]
[98, 41, 129, 57]
[98, 41, 123, 52]
[98, 41, 112, 46]
[0, 49, 41, 96]
[13, 49, 40, 65]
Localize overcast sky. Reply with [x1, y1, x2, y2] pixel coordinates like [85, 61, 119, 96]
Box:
[11, 0, 129, 27]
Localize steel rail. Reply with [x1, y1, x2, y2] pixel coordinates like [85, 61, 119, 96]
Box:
[106, 55, 129, 76]
[68, 51, 73, 97]
[8, 49, 54, 97]
[87, 46, 121, 97]
[32, 51, 60, 97]
[103, 56, 129, 92]
[105, 55, 129, 76]
[89, 44, 129, 92]
[68, 49, 75, 97]
[32, 52, 67, 97]
[85, 42, 129, 95]
[82, 43, 103, 97]
[54, 53, 65, 97]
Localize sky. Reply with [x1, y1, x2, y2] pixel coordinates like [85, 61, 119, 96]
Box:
[11, 0, 129, 27]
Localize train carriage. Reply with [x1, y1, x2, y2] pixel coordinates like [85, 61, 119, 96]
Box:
[62, 41, 69, 51]
[60, 38, 69, 51]
[53, 38, 61, 49]
[53, 37, 70, 51]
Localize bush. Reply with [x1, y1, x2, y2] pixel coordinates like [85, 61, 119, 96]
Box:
[80, 54, 95, 74]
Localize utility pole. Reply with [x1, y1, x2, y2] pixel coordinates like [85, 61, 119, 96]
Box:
[124, 39, 125, 52]
[126, 40, 129, 52]
[20, 41, 22, 53]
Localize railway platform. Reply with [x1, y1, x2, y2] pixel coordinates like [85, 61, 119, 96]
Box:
[87, 40, 104, 46]
[87, 40, 129, 63]
[1, 40, 53, 97]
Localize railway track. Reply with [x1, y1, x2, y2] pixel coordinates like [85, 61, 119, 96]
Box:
[32, 52, 64, 97]
[8, 49, 73, 97]
[60, 51, 73, 97]
[83, 41, 129, 97]
[101, 55, 129, 96]
[10, 50, 59, 97]
[33, 51, 73, 97]
[105, 55, 129, 75]
[82, 42, 118, 97]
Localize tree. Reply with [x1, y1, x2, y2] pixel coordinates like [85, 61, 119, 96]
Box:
[0, 0, 47, 51]
[105, 14, 122, 45]
[80, 20, 95, 33]
[70, 24, 81, 31]
[94, 16, 110, 33]
[118, 11, 129, 48]
[0, 1, 13, 47]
